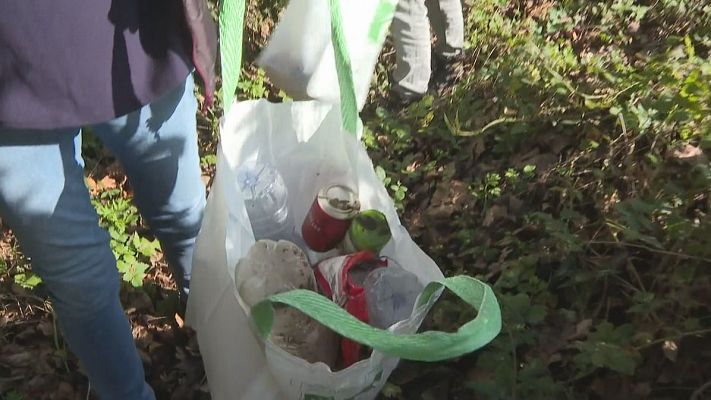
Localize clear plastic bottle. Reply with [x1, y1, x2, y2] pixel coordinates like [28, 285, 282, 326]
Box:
[364, 264, 424, 329]
[237, 160, 293, 241]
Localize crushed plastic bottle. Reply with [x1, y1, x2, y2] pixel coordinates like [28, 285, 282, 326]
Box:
[237, 160, 294, 242]
[364, 264, 424, 329]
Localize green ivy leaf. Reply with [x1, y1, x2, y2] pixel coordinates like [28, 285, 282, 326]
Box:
[116, 259, 130, 275]
[3, 390, 24, 400]
[126, 262, 149, 288]
[380, 383, 402, 399]
[14, 273, 42, 289]
[375, 165, 387, 182]
[132, 233, 160, 258]
[525, 305, 548, 325]
[585, 342, 640, 375]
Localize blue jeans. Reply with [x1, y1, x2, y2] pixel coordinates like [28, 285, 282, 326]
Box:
[0, 77, 205, 399]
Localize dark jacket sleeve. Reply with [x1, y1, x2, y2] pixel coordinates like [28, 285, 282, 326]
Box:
[182, 0, 218, 108]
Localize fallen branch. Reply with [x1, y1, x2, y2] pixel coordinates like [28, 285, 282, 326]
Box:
[691, 378, 711, 400]
[587, 240, 711, 263]
[636, 328, 711, 351]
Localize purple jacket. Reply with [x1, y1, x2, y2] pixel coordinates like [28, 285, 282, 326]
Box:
[0, 0, 217, 130]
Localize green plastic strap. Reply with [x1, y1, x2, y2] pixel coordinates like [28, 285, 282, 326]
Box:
[219, 0, 358, 133]
[251, 275, 502, 362]
[368, 0, 397, 44]
[328, 0, 359, 135]
[219, 0, 246, 114]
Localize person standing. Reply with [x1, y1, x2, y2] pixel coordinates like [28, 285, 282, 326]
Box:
[390, 0, 466, 104]
[0, 0, 217, 398]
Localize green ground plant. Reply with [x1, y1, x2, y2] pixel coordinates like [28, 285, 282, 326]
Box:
[362, 0, 711, 398]
[92, 188, 160, 287]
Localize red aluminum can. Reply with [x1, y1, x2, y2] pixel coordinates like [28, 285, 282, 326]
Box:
[302, 184, 360, 252]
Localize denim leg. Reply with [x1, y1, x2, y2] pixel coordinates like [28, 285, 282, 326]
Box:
[92, 76, 205, 300]
[427, 0, 465, 58]
[391, 0, 432, 97]
[0, 129, 155, 400]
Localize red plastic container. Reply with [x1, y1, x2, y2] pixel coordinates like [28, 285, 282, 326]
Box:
[314, 251, 387, 368]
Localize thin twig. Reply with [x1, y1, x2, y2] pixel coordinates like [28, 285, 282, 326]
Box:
[691, 378, 711, 400]
[471, 45, 483, 68]
[507, 328, 518, 400]
[479, 117, 522, 134]
[592, 276, 608, 320]
[587, 241, 711, 263]
[0, 376, 26, 383]
[1, 319, 42, 329]
[618, 112, 628, 138]
[482, 46, 497, 68]
[0, 292, 48, 304]
[610, 271, 641, 293]
[636, 328, 711, 351]
[16, 299, 25, 319]
[626, 259, 647, 292]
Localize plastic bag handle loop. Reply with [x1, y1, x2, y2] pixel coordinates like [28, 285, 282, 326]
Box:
[219, 0, 359, 134]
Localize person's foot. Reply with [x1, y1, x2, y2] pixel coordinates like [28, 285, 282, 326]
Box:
[386, 71, 426, 111]
[430, 52, 466, 95]
[387, 89, 423, 110]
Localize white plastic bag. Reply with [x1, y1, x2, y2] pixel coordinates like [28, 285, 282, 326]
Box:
[186, 100, 445, 400]
[256, 0, 398, 110]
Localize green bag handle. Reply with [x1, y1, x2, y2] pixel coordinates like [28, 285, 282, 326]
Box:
[219, 0, 359, 134]
[251, 275, 502, 362]
[219, 0, 245, 115]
